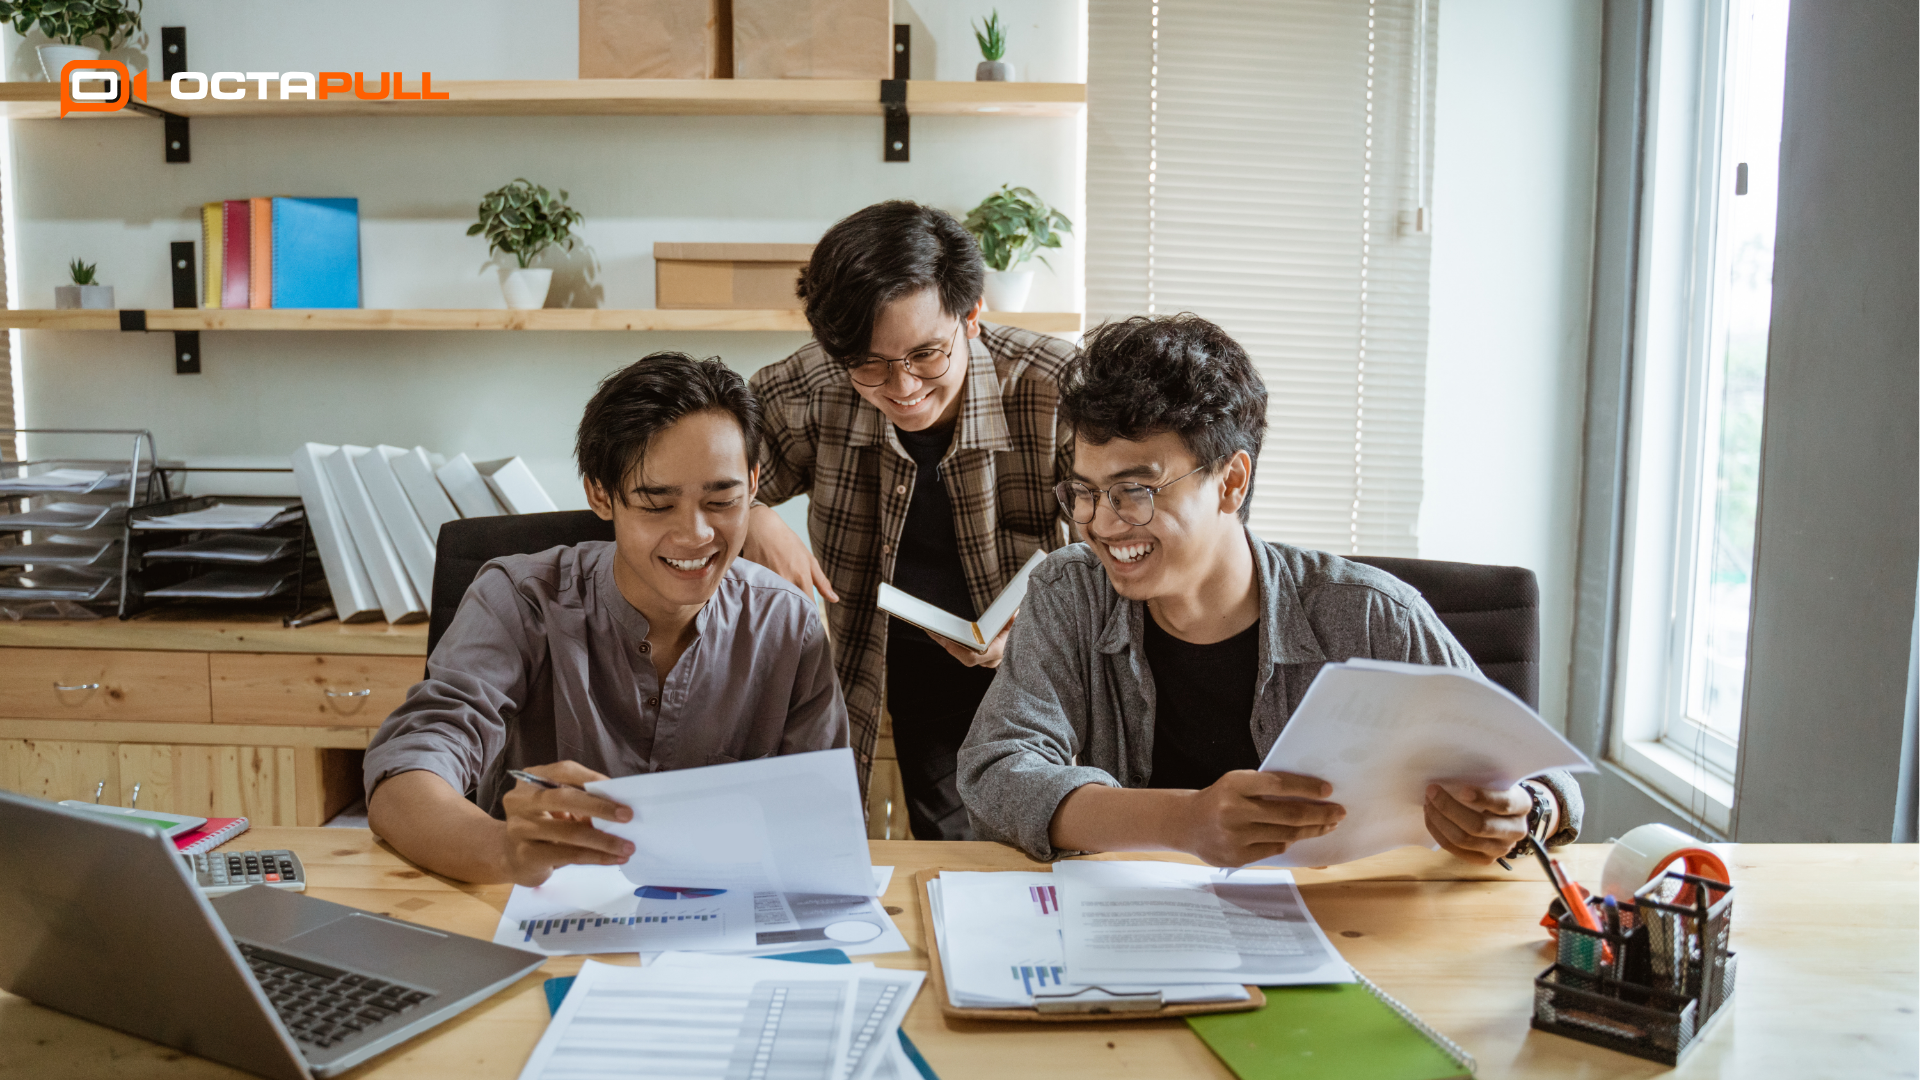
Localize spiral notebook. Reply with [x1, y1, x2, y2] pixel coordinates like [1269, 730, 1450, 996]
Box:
[172, 817, 250, 856]
[1186, 970, 1475, 1080]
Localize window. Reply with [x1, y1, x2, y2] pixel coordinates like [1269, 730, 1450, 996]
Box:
[1085, 0, 1437, 555]
[1612, 0, 1790, 831]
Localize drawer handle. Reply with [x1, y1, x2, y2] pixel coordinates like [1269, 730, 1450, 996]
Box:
[53, 682, 102, 692]
[324, 688, 373, 698]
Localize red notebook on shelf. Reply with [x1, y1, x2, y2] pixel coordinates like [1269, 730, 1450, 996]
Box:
[222, 199, 252, 309]
[173, 817, 250, 855]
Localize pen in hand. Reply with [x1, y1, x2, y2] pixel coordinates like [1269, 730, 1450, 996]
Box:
[508, 768, 589, 793]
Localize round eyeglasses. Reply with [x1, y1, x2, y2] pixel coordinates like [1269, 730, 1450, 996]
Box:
[843, 325, 959, 387]
[1053, 462, 1216, 527]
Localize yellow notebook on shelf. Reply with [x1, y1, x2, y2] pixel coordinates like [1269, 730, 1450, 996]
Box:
[1187, 973, 1475, 1080]
[201, 202, 223, 308]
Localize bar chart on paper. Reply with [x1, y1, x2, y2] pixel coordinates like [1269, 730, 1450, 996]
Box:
[1014, 961, 1069, 996]
[513, 906, 732, 951]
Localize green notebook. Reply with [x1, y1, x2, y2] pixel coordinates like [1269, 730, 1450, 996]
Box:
[1187, 973, 1475, 1080]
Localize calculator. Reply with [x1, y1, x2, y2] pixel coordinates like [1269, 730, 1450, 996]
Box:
[182, 849, 307, 896]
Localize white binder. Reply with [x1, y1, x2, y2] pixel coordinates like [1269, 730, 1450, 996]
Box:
[437, 453, 510, 518]
[322, 445, 426, 624]
[476, 456, 559, 515]
[389, 445, 461, 540]
[355, 446, 437, 599]
[290, 443, 382, 623]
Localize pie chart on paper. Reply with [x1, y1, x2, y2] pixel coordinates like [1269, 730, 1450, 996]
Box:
[634, 886, 728, 900]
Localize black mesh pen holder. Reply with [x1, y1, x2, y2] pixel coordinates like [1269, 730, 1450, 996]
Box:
[1530, 871, 1737, 1065]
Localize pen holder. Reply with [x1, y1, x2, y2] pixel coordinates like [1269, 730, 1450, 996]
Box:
[1530, 870, 1737, 1065]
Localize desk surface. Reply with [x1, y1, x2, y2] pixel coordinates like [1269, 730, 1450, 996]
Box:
[2, 831, 1913, 1079]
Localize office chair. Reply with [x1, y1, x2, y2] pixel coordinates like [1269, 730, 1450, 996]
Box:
[425, 510, 615, 662]
[1346, 555, 1540, 709]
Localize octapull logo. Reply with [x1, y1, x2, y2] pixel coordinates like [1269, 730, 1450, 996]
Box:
[59, 61, 449, 116]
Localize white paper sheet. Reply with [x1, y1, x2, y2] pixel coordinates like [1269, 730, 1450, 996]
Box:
[929, 872, 1248, 1008]
[1254, 658, 1595, 867]
[1055, 861, 1354, 986]
[133, 501, 301, 530]
[517, 959, 861, 1080]
[493, 863, 757, 956]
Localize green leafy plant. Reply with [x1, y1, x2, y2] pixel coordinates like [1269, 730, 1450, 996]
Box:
[973, 9, 1006, 62]
[964, 185, 1072, 272]
[0, 0, 143, 50]
[67, 258, 97, 285]
[468, 179, 585, 269]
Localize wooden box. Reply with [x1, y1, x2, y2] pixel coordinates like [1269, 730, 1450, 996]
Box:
[654, 243, 814, 309]
[732, 0, 891, 79]
[580, 0, 732, 80]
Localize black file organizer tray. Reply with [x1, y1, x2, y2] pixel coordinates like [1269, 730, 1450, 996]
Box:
[122, 494, 322, 621]
[1531, 870, 1736, 1065]
[0, 427, 172, 616]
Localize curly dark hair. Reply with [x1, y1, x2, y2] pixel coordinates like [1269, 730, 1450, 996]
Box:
[1061, 315, 1267, 523]
[797, 200, 985, 362]
[575, 352, 761, 505]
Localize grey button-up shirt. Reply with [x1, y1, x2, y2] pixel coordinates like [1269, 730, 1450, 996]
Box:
[363, 541, 847, 816]
[957, 530, 1584, 861]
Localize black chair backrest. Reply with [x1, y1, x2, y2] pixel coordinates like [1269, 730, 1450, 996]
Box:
[426, 510, 615, 662]
[1346, 555, 1540, 709]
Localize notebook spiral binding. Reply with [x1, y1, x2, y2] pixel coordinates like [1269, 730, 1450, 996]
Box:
[1353, 968, 1478, 1075]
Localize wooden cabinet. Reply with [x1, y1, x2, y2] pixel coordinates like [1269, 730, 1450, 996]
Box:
[0, 738, 121, 805]
[210, 653, 420, 727]
[0, 647, 211, 723]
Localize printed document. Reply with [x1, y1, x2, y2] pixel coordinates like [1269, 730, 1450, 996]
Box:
[1056, 861, 1353, 986]
[1255, 658, 1594, 867]
[877, 548, 1046, 652]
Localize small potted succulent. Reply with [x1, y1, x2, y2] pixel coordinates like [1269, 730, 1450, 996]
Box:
[54, 258, 113, 309]
[0, 0, 145, 81]
[963, 185, 1072, 313]
[468, 178, 585, 310]
[973, 9, 1012, 81]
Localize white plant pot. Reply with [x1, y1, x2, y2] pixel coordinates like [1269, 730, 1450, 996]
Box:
[976, 60, 1015, 82]
[38, 44, 101, 82]
[982, 269, 1035, 313]
[54, 284, 114, 309]
[502, 268, 553, 310]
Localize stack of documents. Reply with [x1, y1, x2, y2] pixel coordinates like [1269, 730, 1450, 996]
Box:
[519, 955, 924, 1080]
[133, 501, 304, 531]
[0, 468, 125, 494]
[927, 860, 1352, 1011]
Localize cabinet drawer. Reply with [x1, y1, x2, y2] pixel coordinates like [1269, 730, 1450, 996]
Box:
[210, 653, 421, 727]
[0, 648, 211, 723]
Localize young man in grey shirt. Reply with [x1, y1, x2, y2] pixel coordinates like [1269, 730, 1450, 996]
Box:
[364, 353, 848, 885]
[958, 316, 1582, 866]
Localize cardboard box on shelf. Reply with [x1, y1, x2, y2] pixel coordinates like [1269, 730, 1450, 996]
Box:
[579, 0, 732, 79]
[732, 0, 890, 79]
[654, 243, 814, 310]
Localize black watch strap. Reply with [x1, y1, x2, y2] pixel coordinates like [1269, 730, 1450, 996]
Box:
[1506, 782, 1551, 860]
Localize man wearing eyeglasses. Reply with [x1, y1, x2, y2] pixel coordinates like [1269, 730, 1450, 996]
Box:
[957, 315, 1584, 866]
[744, 201, 1077, 840]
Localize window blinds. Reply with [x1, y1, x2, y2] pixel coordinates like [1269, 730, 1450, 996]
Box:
[1087, 0, 1437, 556]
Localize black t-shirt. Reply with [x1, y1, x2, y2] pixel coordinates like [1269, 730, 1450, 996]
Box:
[887, 423, 975, 644]
[1144, 608, 1262, 789]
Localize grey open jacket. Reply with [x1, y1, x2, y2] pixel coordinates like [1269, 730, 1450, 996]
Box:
[956, 530, 1585, 862]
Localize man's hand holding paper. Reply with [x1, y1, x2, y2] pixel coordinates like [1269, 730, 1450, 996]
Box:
[501, 761, 634, 887]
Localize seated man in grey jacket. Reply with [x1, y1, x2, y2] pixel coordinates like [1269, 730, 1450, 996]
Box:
[364, 353, 848, 886]
[957, 316, 1581, 866]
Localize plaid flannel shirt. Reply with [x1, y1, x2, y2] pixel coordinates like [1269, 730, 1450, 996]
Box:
[750, 322, 1079, 792]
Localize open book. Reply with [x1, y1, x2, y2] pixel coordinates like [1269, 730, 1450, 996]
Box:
[877, 549, 1048, 653]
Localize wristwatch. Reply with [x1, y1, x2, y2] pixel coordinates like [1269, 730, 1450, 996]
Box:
[1506, 782, 1553, 861]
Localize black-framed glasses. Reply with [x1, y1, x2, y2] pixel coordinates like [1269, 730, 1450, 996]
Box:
[843, 324, 960, 387]
[1053, 462, 1216, 526]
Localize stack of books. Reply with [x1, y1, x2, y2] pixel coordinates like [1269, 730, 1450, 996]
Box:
[200, 197, 360, 309]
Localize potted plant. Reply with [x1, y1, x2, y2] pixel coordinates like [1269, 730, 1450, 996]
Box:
[467, 178, 585, 310]
[973, 9, 1012, 81]
[54, 258, 113, 309]
[0, 0, 145, 81]
[963, 185, 1072, 313]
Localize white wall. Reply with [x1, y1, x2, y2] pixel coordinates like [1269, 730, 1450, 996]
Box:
[5, 0, 1085, 531]
[1419, 0, 1602, 734]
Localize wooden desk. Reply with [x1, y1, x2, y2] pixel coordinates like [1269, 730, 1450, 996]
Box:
[1, 832, 1912, 1079]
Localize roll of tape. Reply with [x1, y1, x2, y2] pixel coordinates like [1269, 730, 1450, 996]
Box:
[1600, 823, 1730, 901]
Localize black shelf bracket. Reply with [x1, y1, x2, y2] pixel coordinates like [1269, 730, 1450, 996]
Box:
[120, 307, 201, 375]
[881, 79, 909, 162]
[126, 27, 190, 163]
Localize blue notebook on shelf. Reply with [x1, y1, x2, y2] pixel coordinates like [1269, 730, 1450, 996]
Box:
[272, 196, 360, 308]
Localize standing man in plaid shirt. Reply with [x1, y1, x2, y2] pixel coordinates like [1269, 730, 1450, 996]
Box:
[744, 201, 1077, 840]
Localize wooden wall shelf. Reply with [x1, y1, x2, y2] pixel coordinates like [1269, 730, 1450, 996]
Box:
[0, 309, 1081, 334]
[0, 79, 1084, 120]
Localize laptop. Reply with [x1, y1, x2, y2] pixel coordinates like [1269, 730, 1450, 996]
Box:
[0, 789, 545, 1080]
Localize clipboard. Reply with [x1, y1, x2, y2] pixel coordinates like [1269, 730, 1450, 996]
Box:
[915, 869, 1267, 1022]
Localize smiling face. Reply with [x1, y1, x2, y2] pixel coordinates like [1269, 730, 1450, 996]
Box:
[848, 287, 983, 432]
[1072, 431, 1253, 604]
[585, 408, 758, 620]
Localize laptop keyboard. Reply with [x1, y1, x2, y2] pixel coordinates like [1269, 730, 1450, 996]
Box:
[239, 943, 434, 1050]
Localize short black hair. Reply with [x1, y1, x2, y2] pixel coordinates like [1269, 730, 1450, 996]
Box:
[575, 352, 761, 505]
[797, 200, 984, 361]
[1062, 315, 1267, 523]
